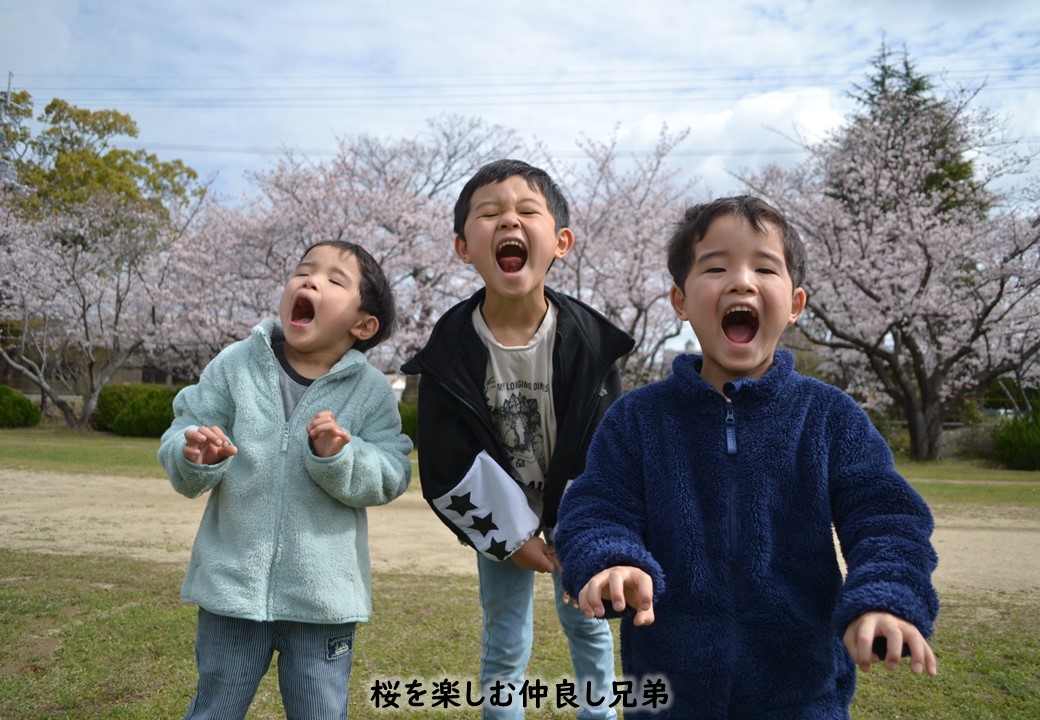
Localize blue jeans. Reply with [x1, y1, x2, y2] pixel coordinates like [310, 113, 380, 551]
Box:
[478, 552, 618, 720]
[183, 608, 355, 720]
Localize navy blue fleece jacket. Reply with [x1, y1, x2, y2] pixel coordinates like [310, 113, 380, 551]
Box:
[555, 350, 939, 719]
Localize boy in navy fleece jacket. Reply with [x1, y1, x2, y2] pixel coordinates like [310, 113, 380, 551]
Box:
[555, 195, 939, 719]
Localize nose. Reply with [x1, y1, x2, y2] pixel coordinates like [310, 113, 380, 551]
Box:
[728, 267, 756, 294]
[498, 210, 520, 229]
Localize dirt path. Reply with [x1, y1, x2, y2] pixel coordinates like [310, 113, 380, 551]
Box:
[1, 469, 1038, 596]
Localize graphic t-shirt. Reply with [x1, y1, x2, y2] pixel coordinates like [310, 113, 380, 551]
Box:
[472, 303, 558, 504]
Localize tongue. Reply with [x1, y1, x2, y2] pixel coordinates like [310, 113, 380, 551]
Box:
[292, 298, 315, 324]
[724, 324, 756, 344]
[499, 257, 524, 273]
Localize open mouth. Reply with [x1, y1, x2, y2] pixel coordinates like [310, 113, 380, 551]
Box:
[496, 240, 528, 273]
[290, 296, 315, 326]
[722, 306, 759, 343]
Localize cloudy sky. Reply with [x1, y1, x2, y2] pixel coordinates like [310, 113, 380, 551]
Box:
[3, 0, 1039, 199]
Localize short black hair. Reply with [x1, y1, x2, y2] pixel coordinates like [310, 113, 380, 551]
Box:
[299, 240, 396, 352]
[453, 159, 570, 240]
[666, 195, 807, 288]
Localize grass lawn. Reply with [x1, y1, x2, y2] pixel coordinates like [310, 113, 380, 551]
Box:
[1, 548, 1037, 719]
[1, 427, 1038, 717]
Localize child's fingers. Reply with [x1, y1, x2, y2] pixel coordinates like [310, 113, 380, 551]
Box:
[632, 604, 655, 627]
[923, 642, 938, 677]
[184, 428, 208, 447]
[842, 616, 879, 671]
[634, 573, 654, 611]
[626, 571, 655, 626]
[196, 426, 233, 448]
[578, 578, 608, 619]
[904, 630, 938, 676]
[182, 426, 236, 464]
[607, 570, 631, 613]
[578, 567, 654, 622]
[308, 419, 338, 437]
[882, 626, 905, 671]
[308, 417, 351, 442]
[308, 410, 338, 432]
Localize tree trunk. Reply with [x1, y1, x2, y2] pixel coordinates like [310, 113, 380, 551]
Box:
[55, 395, 84, 430]
[400, 373, 419, 405]
[906, 406, 944, 460]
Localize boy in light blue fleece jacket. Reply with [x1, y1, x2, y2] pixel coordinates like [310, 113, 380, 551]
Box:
[555, 196, 939, 719]
[159, 240, 412, 720]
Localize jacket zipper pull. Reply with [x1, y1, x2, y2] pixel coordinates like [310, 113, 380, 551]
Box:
[725, 404, 737, 455]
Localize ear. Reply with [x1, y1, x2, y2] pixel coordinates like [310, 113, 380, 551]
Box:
[554, 227, 575, 259]
[454, 234, 472, 264]
[789, 287, 807, 324]
[350, 314, 379, 343]
[669, 284, 688, 320]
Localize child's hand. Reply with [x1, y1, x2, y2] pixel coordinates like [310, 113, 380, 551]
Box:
[579, 565, 655, 626]
[183, 426, 237, 465]
[307, 410, 352, 458]
[843, 611, 937, 676]
[510, 536, 554, 573]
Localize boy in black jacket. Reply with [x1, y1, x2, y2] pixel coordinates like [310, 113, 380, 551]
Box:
[402, 159, 633, 719]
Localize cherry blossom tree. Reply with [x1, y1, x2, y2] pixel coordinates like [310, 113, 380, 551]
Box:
[169, 117, 699, 389]
[0, 95, 205, 428]
[0, 192, 201, 427]
[171, 115, 524, 375]
[746, 49, 1040, 459]
[138, 195, 259, 380]
[554, 126, 694, 386]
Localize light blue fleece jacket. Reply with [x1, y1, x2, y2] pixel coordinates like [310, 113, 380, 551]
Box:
[158, 319, 412, 624]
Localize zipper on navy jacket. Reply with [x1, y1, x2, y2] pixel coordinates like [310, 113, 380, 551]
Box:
[725, 401, 740, 568]
[725, 403, 737, 455]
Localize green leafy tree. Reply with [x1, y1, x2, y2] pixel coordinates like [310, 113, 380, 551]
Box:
[5, 96, 197, 217]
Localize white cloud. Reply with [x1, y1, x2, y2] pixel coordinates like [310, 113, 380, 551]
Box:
[2, 0, 1038, 198]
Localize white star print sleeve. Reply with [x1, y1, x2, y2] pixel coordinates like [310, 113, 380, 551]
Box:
[431, 450, 540, 560]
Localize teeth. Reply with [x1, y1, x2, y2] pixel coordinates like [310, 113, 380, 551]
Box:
[497, 240, 525, 252]
[725, 306, 757, 318]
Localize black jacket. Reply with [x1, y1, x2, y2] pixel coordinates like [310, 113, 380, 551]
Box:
[401, 287, 634, 559]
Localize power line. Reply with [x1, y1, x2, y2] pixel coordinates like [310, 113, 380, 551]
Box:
[12, 56, 1040, 108]
[111, 138, 1039, 160]
[10, 57, 1039, 167]
[13, 52, 1040, 82]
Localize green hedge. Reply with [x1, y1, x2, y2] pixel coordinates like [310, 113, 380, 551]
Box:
[94, 383, 178, 438]
[0, 385, 41, 428]
[993, 413, 1040, 470]
[111, 386, 178, 438]
[92, 384, 148, 432]
[398, 401, 417, 445]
